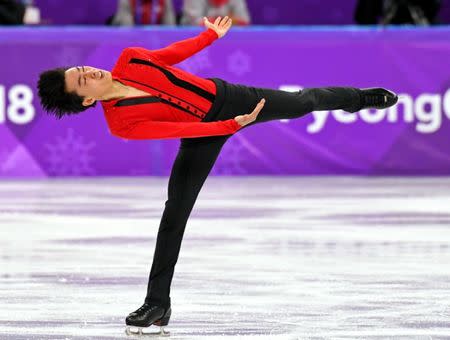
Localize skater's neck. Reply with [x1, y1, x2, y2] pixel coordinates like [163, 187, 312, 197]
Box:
[100, 80, 133, 101]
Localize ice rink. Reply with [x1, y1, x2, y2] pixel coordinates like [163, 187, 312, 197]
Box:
[1, 177, 449, 340]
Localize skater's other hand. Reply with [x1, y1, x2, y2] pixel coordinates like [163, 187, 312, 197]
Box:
[203, 16, 232, 38]
[234, 99, 265, 127]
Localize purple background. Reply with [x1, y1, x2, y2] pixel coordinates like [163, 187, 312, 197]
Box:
[1, 27, 450, 177]
[32, 0, 450, 25]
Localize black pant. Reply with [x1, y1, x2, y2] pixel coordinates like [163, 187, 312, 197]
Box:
[144, 79, 362, 309]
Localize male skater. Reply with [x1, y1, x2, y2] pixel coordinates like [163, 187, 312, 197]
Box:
[37, 16, 398, 336]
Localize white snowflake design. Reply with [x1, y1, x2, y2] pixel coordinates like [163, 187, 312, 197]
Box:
[213, 138, 247, 175]
[44, 128, 96, 176]
[227, 50, 251, 77]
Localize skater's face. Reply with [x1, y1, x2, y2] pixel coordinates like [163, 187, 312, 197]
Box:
[65, 66, 112, 106]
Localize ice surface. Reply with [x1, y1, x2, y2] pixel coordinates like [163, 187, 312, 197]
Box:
[0, 176, 449, 339]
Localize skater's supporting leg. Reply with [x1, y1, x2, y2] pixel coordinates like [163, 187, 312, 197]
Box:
[144, 135, 230, 309]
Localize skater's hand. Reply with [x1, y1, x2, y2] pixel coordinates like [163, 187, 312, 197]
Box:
[203, 16, 232, 38]
[234, 99, 265, 127]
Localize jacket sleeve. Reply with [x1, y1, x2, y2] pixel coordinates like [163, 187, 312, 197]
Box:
[113, 118, 242, 140]
[146, 28, 219, 65]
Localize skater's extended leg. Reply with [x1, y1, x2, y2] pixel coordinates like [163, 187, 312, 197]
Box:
[258, 86, 364, 120]
[223, 82, 397, 128]
[226, 84, 362, 124]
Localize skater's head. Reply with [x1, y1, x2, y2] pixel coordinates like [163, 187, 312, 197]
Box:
[37, 66, 112, 119]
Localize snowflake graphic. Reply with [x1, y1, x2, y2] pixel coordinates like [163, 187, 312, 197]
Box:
[213, 138, 247, 175]
[178, 49, 212, 74]
[44, 128, 96, 176]
[227, 50, 251, 77]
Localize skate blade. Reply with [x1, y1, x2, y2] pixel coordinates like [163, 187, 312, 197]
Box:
[125, 325, 170, 337]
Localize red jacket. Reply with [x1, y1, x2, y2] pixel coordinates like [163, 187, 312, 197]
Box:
[101, 29, 242, 140]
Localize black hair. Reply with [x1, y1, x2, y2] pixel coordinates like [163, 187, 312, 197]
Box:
[37, 67, 96, 119]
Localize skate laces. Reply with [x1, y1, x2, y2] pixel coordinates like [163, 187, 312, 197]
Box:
[135, 303, 151, 313]
[364, 94, 385, 106]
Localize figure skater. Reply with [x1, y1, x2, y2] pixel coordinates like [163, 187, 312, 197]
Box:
[37, 16, 398, 336]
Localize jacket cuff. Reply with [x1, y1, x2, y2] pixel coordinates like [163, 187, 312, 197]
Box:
[204, 28, 219, 41]
[229, 118, 242, 131]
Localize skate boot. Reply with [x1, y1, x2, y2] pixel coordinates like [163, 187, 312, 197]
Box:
[125, 302, 171, 337]
[360, 88, 398, 110]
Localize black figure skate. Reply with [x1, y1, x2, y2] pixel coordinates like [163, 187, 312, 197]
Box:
[360, 88, 398, 110]
[125, 302, 171, 337]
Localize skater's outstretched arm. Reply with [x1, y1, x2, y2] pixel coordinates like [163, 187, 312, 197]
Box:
[111, 99, 264, 140]
[139, 16, 233, 66]
[112, 118, 241, 140]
